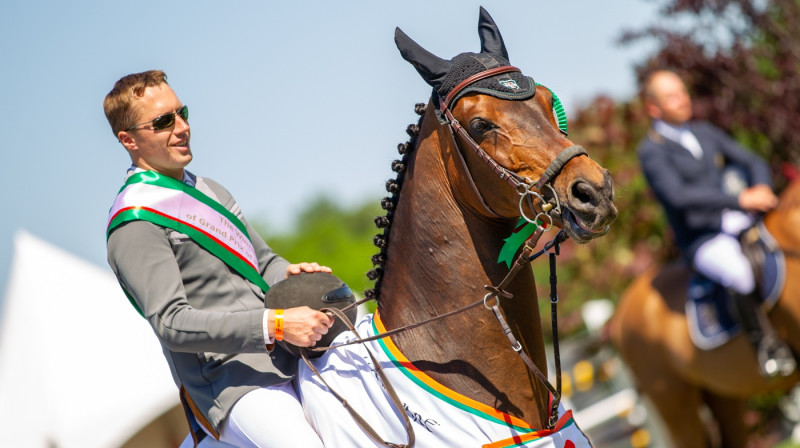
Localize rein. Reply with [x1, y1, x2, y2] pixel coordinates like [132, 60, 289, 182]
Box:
[437, 66, 584, 427]
[309, 225, 567, 441]
[784, 249, 800, 259]
[311, 226, 569, 433]
[303, 66, 584, 445]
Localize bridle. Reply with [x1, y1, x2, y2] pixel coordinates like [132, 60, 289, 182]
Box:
[438, 65, 589, 228]
[303, 66, 587, 446]
[438, 69, 579, 424]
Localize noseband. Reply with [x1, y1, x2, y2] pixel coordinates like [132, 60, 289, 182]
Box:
[438, 65, 588, 225]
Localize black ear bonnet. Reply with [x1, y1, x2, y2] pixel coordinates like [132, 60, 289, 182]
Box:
[394, 7, 536, 110]
[440, 52, 536, 107]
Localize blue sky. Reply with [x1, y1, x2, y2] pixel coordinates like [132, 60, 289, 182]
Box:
[0, 0, 661, 302]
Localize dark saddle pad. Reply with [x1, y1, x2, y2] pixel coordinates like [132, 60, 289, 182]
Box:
[686, 222, 786, 350]
[686, 275, 739, 350]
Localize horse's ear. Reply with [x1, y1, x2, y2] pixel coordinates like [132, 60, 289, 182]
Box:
[395, 27, 452, 90]
[478, 7, 509, 60]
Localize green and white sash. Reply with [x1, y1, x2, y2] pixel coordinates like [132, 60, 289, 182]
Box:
[107, 171, 268, 315]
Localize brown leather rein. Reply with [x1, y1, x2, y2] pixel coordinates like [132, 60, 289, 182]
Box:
[303, 66, 584, 445]
[307, 227, 568, 446]
[435, 65, 588, 427]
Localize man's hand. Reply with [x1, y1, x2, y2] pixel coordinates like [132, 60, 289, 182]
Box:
[738, 184, 778, 213]
[285, 262, 332, 277]
[271, 307, 334, 347]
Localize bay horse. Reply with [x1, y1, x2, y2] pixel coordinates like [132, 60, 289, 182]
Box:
[296, 8, 617, 447]
[611, 179, 800, 447]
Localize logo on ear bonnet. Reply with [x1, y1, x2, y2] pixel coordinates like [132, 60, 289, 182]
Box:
[498, 78, 521, 91]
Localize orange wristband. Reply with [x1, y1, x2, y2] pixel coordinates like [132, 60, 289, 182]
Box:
[274, 309, 284, 341]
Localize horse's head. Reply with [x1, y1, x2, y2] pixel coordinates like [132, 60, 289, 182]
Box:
[395, 7, 617, 243]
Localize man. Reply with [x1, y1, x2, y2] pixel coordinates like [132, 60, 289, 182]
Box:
[104, 70, 333, 447]
[638, 69, 794, 377]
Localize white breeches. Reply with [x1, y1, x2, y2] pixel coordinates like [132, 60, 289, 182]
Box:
[208, 380, 324, 448]
[693, 212, 755, 295]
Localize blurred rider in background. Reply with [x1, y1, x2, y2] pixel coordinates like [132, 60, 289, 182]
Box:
[638, 69, 794, 377]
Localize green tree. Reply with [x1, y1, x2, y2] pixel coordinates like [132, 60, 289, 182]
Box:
[254, 196, 382, 296]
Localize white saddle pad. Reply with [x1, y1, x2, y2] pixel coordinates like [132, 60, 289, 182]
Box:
[297, 313, 591, 448]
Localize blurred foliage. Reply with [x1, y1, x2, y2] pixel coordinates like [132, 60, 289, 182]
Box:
[620, 0, 800, 188]
[253, 196, 382, 297]
[531, 96, 674, 335]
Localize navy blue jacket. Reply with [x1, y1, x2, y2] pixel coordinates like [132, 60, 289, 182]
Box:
[638, 121, 772, 260]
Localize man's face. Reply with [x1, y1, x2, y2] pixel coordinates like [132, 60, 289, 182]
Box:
[120, 83, 191, 180]
[646, 72, 693, 125]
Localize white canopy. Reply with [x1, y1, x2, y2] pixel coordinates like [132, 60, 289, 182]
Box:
[0, 230, 179, 448]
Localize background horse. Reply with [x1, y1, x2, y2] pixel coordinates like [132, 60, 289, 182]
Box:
[611, 179, 800, 447]
[297, 8, 616, 447]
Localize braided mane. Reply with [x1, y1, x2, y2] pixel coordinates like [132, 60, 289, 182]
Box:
[364, 102, 426, 304]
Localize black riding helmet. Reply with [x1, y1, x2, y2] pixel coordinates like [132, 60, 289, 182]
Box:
[265, 271, 358, 358]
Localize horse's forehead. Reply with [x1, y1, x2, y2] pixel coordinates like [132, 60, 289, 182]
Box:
[459, 91, 552, 127]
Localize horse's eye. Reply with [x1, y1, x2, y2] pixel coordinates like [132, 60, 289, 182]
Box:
[469, 118, 494, 135]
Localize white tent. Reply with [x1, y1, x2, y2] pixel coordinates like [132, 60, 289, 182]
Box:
[0, 230, 180, 448]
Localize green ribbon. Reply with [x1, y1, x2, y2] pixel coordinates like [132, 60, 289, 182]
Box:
[109, 207, 269, 294]
[536, 83, 568, 134]
[497, 217, 543, 268]
[107, 171, 269, 317]
[111, 171, 251, 238]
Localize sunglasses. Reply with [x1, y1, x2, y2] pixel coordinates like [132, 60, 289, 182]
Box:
[127, 105, 189, 131]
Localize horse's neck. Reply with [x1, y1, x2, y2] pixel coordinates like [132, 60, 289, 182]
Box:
[378, 109, 550, 427]
[762, 181, 800, 349]
[766, 180, 800, 250]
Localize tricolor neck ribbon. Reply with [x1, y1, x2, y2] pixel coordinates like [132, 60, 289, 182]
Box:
[498, 217, 546, 268]
[107, 171, 268, 316]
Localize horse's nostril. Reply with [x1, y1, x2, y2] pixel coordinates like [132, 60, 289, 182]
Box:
[570, 180, 597, 207]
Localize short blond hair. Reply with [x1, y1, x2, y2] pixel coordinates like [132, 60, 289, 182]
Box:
[103, 70, 168, 137]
